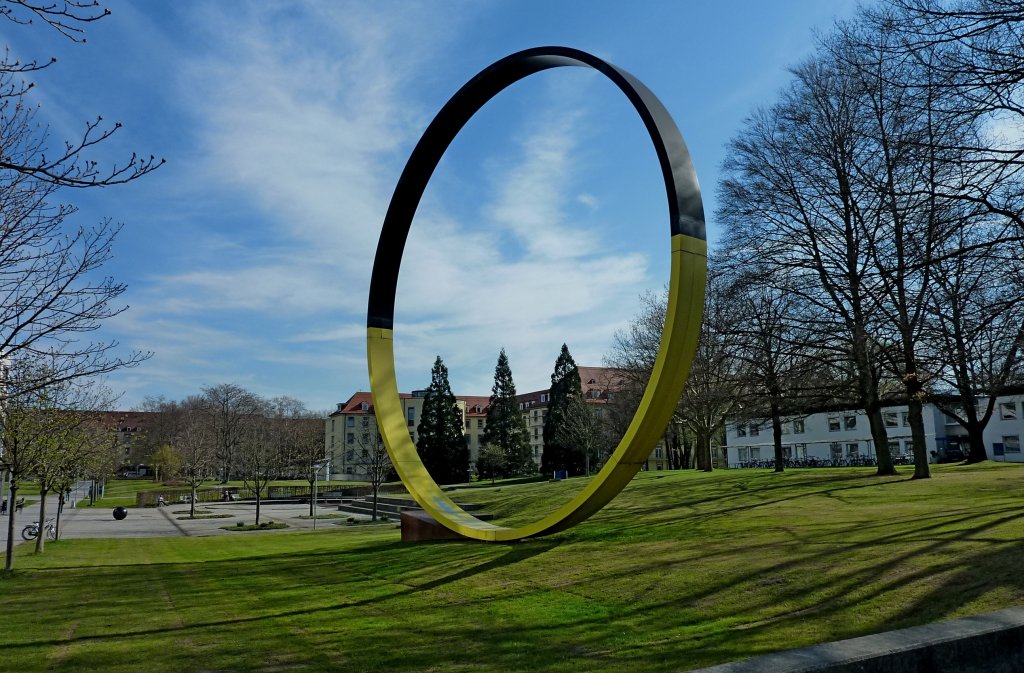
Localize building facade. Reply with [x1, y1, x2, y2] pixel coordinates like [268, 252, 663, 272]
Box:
[325, 366, 676, 479]
[724, 394, 1024, 466]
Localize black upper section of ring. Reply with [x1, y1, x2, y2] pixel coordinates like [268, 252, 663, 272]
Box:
[367, 46, 705, 330]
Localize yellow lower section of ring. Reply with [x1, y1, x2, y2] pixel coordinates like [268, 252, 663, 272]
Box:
[367, 233, 707, 541]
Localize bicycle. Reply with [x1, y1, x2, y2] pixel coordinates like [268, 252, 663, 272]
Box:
[22, 518, 57, 541]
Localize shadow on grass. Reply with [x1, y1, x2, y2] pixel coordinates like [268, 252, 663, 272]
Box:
[0, 538, 561, 652]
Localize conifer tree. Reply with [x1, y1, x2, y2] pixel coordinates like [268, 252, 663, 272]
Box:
[541, 344, 586, 476]
[416, 356, 469, 484]
[482, 349, 534, 476]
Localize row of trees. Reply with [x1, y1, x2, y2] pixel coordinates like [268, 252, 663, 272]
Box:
[2, 2, 163, 571]
[609, 0, 1024, 478]
[138, 385, 325, 524]
[415, 345, 608, 485]
[2, 369, 124, 570]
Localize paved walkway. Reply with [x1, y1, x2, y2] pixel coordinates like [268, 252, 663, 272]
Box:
[1, 497, 365, 547]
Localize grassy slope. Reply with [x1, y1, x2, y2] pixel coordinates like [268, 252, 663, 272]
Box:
[2, 464, 1022, 673]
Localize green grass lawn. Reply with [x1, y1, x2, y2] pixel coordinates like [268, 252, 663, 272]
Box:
[3, 463, 1021, 672]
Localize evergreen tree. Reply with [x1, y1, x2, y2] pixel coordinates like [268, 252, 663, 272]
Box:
[416, 356, 470, 484]
[481, 349, 534, 476]
[541, 344, 586, 476]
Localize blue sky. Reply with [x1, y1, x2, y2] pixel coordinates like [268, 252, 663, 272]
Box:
[5, 0, 862, 412]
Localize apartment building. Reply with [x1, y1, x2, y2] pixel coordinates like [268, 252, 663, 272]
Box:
[324, 366, 678, 478]
[724, 394, 1024, 466]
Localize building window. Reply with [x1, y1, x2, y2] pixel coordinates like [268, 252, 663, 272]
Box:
[794, 443, 807, 458]
[464, 434, 471, 446]
[738, 447, 749, 462]
[346, 433, 354, 445]
[533, 427, 538, 439]
[330, 435, 335, 448]
[999, 402, 1018, 420]
[465, 418, 471, 429]
[346, 417, 354, 427]
[655, 448, 663, 459]
[749, 424, 759, 437]
[902, 412, 910, 427]
[830, 442, 842, 460]
[361, 448, 368, 458]
[887, 440, 900, 456]
[884, 412, 898, 428]
[736, 425, 747, 437]
[360, 402, 369, 411]
[331, 419, 335, 432]
[362, 417, 369, 427]
[903, 439, 914, 454]
[407, 407, 415, 421]
[780, 423, 790, 435]
[533, 410, 538, 420]
[793, 419, 805, 434]
[477, 419, 483, 429]
[750, 447, 761, 460]
[540, 393, 549, 403]
[844, 415, 857, 430]
[361, 432, 369, 443]
[847, 442, 859, 457]
[1004, 435, 1021, 453]
[345, 449, 354, 461]
[828, 417, 840, 432]
[782, 445, 792, 459]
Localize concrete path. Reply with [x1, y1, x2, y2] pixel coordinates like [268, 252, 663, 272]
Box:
[1, 498, 373, 546]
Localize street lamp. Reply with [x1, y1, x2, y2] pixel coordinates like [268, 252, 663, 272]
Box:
[312, 459, 329, 530]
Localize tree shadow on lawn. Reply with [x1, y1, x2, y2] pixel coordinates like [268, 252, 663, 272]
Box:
[0, 538, 561, 652]
[442, 511, 1023, 671]
[607, 471, 910, 526]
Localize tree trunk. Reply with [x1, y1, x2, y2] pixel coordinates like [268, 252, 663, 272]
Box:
[308, 478, 315, 517]
[965, 424, 987, 463]
[55, 492, 65, 541]
[255, 487, 262, 526]
[5, 481, 18, 571]
[906, 396, 932, 479]
[190, 484, 197, 518]
[696, 432, 714, 472]
[35, 487, 48, 553]
[372, 484, 379, 522]
[771, 401, 785, 473]
[681, 434, 692, 470]
[866, 404, 896, 476]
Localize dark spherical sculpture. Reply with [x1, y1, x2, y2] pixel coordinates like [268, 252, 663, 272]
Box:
[112, 506, 128, 520]
[366, 46, 707, 541]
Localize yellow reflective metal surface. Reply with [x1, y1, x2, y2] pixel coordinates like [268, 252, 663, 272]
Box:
[367, 233, 706, 541]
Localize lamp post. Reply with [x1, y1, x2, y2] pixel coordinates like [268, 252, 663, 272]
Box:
[312, 460, 328, 530]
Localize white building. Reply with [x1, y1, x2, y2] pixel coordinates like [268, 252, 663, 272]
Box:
[725, 394, 1024, 467]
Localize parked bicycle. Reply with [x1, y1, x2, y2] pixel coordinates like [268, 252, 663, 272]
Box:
[22, 518, 57, 541]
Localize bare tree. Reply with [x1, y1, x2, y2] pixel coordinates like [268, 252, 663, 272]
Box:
[267, 396, 326, 517]
[0, 1, 159, 409]
[31, 379, 117, 552]
[1, 0, 163, 187]
[201, 384, 262, 483]
[553, 395, 603, 476]
[606, 275, 742, 474]
[238, 401, 292, 526]
[352, 427, 393, 521]
[175, 407, 214, 519]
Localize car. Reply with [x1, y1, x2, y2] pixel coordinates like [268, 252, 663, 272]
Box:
[938, 447, 966, 463]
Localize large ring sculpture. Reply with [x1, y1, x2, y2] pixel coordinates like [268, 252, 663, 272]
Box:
[367, 46, 707, 541]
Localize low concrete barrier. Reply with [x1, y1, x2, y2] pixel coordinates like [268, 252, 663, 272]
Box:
[691, 606, 1024, 673]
